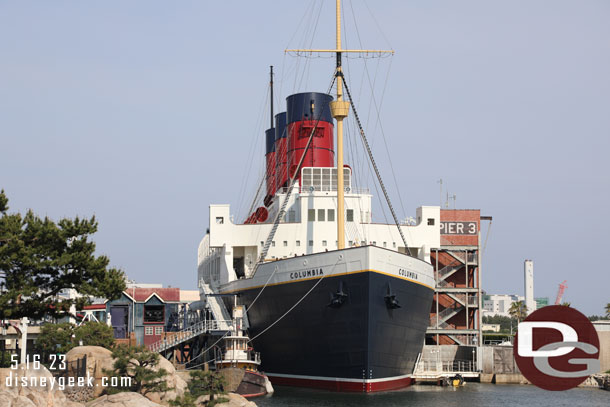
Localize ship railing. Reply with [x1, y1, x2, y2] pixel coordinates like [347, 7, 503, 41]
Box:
[274, 186, 370, 194]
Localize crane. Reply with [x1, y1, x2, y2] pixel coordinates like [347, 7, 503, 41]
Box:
[554, 280, 568, 305]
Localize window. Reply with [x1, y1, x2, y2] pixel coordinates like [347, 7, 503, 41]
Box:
[155, 326, 163, 335]
[348, 241, 353, 247]
[393, 242, 396, 248]
[144, 305, 164, 323]
[260, 241, 264, 247]
[346, 209, 354, 222]
[215, 217, 224, 224]
[308, 209, 315, 221]
[427, 218, 435, 226]
[288, 210, 296, 222]
[318, 209, 325, 221]
[383, 242, 387, 248]
[283, 241, 288, 247]
[145, 327, 153, 336]
[372, 241, 376, 246]
[327, 209, 335, 221]
[309, 240, 313, 246]
[296, 240, 301, 247]
[322, 240, 327, 246]
[361, 241, 366, 246]
[272, 241, 275, 247]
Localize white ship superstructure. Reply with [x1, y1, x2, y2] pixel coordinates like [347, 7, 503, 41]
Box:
[199, 171, 440, 287]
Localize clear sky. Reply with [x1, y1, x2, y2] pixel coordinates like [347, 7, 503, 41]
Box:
[1, 1, 608, 315]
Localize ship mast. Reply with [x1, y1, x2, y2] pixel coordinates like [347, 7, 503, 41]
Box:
[329, 0, 350, 250]
[286, 0, 393, 250]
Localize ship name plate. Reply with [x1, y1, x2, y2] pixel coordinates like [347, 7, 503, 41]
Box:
[398, 268, 418, 280]
[290, 268, 324, 280]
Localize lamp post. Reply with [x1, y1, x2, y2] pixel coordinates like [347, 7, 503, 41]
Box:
[19, 317, 29, 364]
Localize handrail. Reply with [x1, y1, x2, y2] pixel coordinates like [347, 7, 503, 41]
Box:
[148, 319, 233, 353]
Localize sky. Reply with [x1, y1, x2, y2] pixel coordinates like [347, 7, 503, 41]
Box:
[1, 1, 608, 315]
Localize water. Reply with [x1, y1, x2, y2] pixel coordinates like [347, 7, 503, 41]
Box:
[255, 383, 609, 407]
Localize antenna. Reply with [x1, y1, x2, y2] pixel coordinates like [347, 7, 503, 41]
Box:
[437, 179, 443, 207]
[269, 66, 274, 129]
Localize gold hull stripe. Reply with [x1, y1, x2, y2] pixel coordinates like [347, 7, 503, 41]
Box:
[220, 268, 434, 294]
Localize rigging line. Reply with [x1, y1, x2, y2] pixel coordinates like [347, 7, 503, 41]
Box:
[340, 74, 410, 251]
[482, 219, 492, 256]
[183, 331, 230, 364]
[299, 0, 325, 91]
[249, 256, 341, 343]
[350, 6, 407, 226]
[244, 175, 266, 223]
[347, 112, 389, 227]
[362, 0, 394, 50]
[245, 265, 279, 313]
[236, 83, 269, 221]
[363, 56, 408, 221]
[256, 73, 338, 268]
[293, 0, 318, 93]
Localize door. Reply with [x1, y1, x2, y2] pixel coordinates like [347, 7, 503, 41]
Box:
[111, 306, 128, 339]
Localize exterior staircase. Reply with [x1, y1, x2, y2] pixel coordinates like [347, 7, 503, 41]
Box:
[148, 318, 233, 353]
[200, 281, 233, 331]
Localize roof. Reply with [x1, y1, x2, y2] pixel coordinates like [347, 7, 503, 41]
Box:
[124, 287, 181, 303]
[83, 304, 107, 310]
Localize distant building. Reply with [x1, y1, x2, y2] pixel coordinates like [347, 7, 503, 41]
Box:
[77, 284, 200, 347]
[482, 294, 524, 318]
[524, 260, 535, 315]
[535, 297, 549, 309]
[482, 323, 501, 332]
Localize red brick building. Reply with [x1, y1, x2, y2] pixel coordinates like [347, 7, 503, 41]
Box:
[427, 209, 488, 346]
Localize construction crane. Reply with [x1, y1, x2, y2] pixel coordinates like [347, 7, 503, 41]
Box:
[554, 280, 568, 305]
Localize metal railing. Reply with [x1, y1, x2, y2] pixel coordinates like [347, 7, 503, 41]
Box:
[415, 359, 477, 374]
[148, 319, 233, 353]
[215, 349, 261, 366]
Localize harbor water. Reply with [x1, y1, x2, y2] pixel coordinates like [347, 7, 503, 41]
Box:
[256, 383, 609, 407]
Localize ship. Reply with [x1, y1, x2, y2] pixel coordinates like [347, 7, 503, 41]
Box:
[197, 0, 439, 392]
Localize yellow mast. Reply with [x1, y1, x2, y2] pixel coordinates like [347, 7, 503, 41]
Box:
[286, 0, 392, 251]
[329, 0, 350, 250]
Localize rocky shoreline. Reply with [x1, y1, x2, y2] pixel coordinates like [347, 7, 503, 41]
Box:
[0, 346, 257, 407]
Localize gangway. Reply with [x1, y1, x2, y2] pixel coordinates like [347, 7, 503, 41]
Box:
[148, 318, 232, 353]
[200, 281, 233, 331]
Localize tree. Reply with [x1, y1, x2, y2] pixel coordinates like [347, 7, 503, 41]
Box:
[606, 303, 610, 318]
[188, 370, 226, 402]
[35, 323, 76, 355]
[35, 321, 116, 356]
[170, 370, 227, 407]
[561, 302, 571, 307]
[104, 345, 171, 395]
[74, 321, 115, 349]
[508, 301, 527, 322]
[0, 190, 126, 321]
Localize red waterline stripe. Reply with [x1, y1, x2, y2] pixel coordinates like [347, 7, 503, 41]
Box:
[267, 374, 414, 393]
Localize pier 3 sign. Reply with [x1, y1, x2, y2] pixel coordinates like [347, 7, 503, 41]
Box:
[514, 305, 600, 391]
[440, 221, 477, 235]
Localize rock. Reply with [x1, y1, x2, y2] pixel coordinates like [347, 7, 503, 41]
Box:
[214, 393, 257, 407]
[86, 392, 163, 407]
[0, 391, 37, 407]
[0, 365, 85, 407]
[142, 356, 187, 405]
